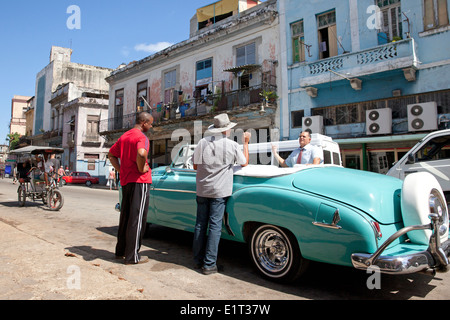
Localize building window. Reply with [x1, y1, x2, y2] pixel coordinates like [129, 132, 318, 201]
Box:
[114, 89, 124, 130]
[291, 20, 305, 63]
[70, 115, 75, 132]
[51, 109, 57, 131]
[423, 0, 449, 30]
[317, 10, 337, 59]
[164, 70, 177, 104]
[136, 81, 148, 113]
[236, 42, 256, 66]
[85, 154, 99, 171]
[291, 110, 305, 128]
[312, 89, 450, 126]
[376, 0, 402, 43]
[196, 58, 213, 86]
[86, 115, 100, 141]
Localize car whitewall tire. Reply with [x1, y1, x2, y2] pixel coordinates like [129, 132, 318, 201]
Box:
[401, 172, 449, 245]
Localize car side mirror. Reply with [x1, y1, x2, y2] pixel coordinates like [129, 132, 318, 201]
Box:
[165, 166, 172, 174]
[406, 154, 415, 164]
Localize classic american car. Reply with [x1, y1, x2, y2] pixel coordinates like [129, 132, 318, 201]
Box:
[117, 141, 450, 282]
[62, 171, 99, 187]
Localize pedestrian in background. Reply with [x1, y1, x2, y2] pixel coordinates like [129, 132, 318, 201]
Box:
[108, 168, 117, 190]
[108, 112, 153, 265]
[58, 166, 65, 187]
[192, 113, 251, 275]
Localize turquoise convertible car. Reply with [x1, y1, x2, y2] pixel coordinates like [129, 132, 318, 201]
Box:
[118, 144, 450, 282]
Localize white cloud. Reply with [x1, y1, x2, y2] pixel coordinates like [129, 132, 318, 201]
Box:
[134, 42, 174, 54]
[121, 46, 131, 57]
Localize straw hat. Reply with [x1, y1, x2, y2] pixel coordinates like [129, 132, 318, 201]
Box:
[207, 113, 237, 133]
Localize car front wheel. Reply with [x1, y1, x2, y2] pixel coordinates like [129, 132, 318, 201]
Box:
[85, 181, 92, 187]
[249, 224, 308, 282]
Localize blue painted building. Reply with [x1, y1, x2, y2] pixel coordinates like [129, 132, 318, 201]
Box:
[278, 0, 450, 172]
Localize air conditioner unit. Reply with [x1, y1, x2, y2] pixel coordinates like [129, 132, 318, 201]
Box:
[302, 115, 324, 134]
[366, 108, 392, 135]
[407, 102, 438, 132]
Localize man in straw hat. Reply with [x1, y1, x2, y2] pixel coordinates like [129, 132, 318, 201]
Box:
[192, 113, 251, 275]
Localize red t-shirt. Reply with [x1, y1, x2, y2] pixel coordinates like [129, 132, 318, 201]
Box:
[109, 128, 152, 186]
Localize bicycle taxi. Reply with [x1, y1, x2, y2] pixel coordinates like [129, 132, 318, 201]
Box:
[9, 146, 64, 211]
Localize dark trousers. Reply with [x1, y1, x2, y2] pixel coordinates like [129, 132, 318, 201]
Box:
[115, 183, 150, 264]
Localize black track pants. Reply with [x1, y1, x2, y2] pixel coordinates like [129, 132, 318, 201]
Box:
[115, 183, 150, 264]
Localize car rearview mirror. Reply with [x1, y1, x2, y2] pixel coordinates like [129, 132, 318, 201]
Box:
[406, 154, 415, 164]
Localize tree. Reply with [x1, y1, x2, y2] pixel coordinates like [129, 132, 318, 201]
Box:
[6, 133, 21, 150]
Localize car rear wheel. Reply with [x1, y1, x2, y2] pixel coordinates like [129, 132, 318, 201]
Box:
[249, 224, 309, 282]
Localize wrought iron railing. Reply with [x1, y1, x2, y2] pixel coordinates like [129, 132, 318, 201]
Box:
[100, 83, 277, 133]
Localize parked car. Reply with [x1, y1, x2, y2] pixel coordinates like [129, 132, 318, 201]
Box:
[62, 172, 99, 187]
[387, 129, 450, 205]
[117, 139, 449, 282]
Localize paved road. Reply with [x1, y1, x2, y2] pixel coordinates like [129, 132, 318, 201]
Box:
[0, 178, 449, 302]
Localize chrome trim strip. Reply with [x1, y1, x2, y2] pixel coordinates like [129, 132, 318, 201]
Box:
[152, 188, 197, 194]
[312, 222, 342, 230]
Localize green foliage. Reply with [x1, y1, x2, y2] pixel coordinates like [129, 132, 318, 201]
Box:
[6, 132, 21, 150]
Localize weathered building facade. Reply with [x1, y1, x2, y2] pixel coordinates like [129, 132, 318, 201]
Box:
[279, 0, 450, 172]
[48, 82, 110, 182]
[10, 95, 30, 137]
[29, 46, 113, 180]
[102, 0, 280, 167]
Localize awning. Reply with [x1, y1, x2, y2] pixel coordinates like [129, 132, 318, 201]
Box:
[335, 133, 427, 145]
[197, 0, 239, 23]
[9, 146, 64, 155]
[224, 64, 261, 75]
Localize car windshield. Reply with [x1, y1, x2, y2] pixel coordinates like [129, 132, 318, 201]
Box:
[416, 135, 450, 162]
[172, 145, 195, 169]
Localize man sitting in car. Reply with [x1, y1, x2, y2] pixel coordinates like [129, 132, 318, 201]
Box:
[271, 130, 323, 167]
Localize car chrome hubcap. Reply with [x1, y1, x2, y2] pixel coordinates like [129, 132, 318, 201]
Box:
[254, 229, 291, 274]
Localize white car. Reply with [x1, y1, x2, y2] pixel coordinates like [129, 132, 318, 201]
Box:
[387, 129, 450, 204]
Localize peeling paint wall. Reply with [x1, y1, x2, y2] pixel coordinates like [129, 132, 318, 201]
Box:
[33, 46, 113, 135]
[107, 0, 280, 134]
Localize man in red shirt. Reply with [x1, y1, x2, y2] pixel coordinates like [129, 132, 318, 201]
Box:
[108, 112, 153, 265]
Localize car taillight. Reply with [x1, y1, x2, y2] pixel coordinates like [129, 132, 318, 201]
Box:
[372, 221, 382, 239]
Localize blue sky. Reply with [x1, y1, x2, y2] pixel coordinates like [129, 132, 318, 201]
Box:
[0, 0, 218, 144]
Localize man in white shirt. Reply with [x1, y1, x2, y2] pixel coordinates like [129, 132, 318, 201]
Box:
[272, 130, 323, 167]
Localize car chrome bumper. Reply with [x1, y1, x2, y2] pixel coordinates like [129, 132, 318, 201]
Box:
[352, 214, 450, 276]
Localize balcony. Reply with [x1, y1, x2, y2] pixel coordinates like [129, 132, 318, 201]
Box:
[295, 38, 419, 88]
[100, 83, 277, 133]
[82, 134, 102, 147]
